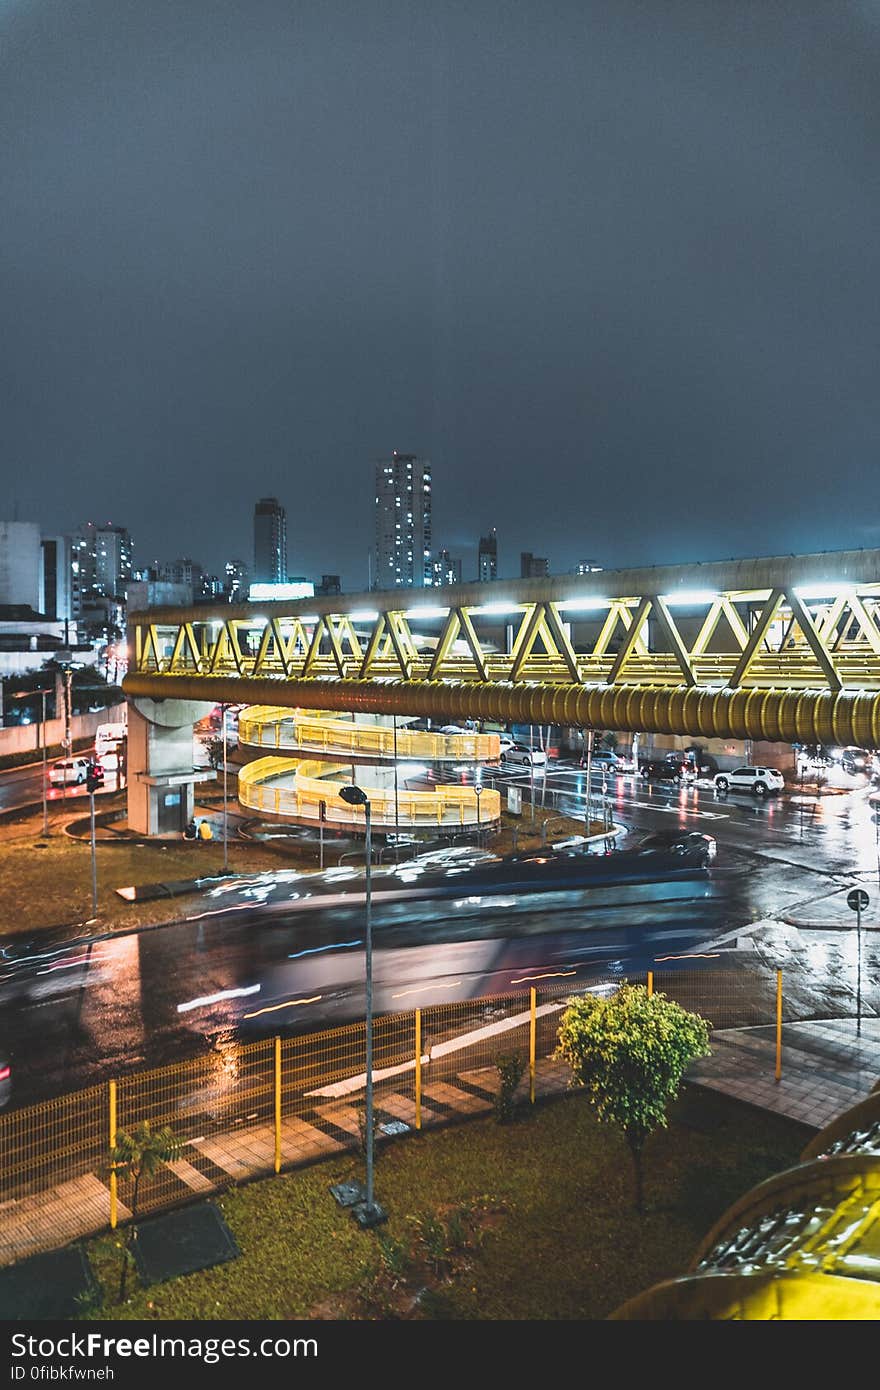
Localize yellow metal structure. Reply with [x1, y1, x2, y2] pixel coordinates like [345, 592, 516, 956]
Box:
[108, 1079, 117, 1231]
[529, 987, 536, 1104]
[237, 755, 501, 829]
[611, 1081, 880, 1319]
[274, 1036, 281, 1174]
[414, 1008, 422, 1131]
[238, 706, 500, 762]
[125, 549, 880, 739]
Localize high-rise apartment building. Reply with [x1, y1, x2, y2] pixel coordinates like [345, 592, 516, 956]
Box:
[0, 521, 42, 610]
[477, 529, 497, 583]
[73, 522, 133, 602]
[432, 548, 462, 587]
[253, 498, 287, 584]
[520, 552, 550, 579]
[224, 560, 249, 602]
[40, 535, 73, 621]
[374, 453, 432, 589]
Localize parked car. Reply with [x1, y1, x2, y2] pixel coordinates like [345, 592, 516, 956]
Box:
[501, 743, 548, 767]
[579, 749, 622, 773]
[639, 758, 685, 784]
[714, 766, 784, 797]
[634, 831, 717, 867]
[48, 757, 104, 788]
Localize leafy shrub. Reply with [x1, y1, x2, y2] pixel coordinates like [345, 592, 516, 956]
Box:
[494, 1051, 526, 1123]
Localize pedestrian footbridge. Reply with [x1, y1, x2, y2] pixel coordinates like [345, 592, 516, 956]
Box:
[124, 548, 880, 744]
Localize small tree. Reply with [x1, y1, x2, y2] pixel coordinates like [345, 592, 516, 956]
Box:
[110, 1121, 182, 1302]
[556, 984, 710, 1212]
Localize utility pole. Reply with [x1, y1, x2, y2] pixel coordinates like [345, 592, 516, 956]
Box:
[583, 728, 594, 847]
[392, 714, 400, 860]
[222, 703, 229, 873]
[39, 688, 48, 836]
[86, 760, 101, 920]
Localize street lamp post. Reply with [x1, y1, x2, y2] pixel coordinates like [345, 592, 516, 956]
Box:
[529, 725, 535, 825]
[392, 715, 400, 861]
[337, 784, 386, 1227]
[583, 728, 594, 849]
[846, 887, 868, 1038]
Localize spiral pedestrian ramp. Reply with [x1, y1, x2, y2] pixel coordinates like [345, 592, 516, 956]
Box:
[237, 755, 501, 831]
[610, 1085, 880, 1319]
[238, 706, 500, 763]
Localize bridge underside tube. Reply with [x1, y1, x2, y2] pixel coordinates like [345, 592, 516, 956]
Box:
[123, 673, 880, 746]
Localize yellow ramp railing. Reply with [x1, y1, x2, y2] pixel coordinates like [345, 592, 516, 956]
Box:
[238, 707, 500, 762]
[237, 755, 501, 828]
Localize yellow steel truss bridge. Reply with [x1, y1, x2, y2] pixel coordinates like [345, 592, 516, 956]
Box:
[124, 548, 880, 743]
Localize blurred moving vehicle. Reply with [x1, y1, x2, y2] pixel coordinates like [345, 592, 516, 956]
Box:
[48, 757, 104, 788]
[0, 1054, 10, 1108]
[501, 743, 547, 767]
[714, 766, 784, 797]
[635, 831, 716, 867]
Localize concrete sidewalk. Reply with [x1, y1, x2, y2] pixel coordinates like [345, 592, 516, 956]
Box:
[1, 1016, 878, 1270]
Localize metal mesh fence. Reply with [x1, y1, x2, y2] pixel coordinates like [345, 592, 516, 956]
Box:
[0, 962, 856, 1265]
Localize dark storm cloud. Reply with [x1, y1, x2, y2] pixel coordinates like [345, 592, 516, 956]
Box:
[1, 1, 878, 587]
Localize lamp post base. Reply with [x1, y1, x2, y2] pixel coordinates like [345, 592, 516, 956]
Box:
[351, 1200, 388, 1229]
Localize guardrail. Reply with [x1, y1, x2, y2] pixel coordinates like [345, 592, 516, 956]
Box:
[0, 967, 788, 1267]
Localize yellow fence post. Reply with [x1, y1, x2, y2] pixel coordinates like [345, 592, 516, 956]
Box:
[109, 1079, 118, 1230]
[274, 1036, 282, 1173]
[415, 1009, 422, 1130]
[529, 987, 536, 1104]
[647, 970, 653, 998]
[775, 970, 783, 1082]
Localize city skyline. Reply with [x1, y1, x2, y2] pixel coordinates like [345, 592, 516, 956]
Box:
[2, 3, 878, 590]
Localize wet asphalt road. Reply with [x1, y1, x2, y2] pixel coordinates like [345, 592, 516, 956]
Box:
[0, 761, 122, 815]
[0, 760, 878, 1110]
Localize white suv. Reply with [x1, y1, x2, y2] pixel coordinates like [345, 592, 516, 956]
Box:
[714, 766, 784, 797]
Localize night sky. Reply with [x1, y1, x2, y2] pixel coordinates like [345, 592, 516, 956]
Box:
[2, 1, 878, 591]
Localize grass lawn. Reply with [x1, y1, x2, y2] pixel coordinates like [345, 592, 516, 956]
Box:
[0, 815, 290, 937]
[83, 1086, 809, 1321]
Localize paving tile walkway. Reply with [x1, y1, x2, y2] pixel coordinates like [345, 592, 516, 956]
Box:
[0, 1019, 878, 1268]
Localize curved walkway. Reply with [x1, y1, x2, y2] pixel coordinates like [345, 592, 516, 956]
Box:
[239, 706, 500, 763]
[238, 755, 502, 831]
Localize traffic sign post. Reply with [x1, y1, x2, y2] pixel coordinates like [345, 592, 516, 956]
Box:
[846, 887, 869, 1036]
[474, 781, 483, 846]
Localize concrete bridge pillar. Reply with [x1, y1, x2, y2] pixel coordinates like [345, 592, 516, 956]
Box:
[126, 696, 216, 836]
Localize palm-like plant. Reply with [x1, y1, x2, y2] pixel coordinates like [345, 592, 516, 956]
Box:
[110, 1120, 182, 1302]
